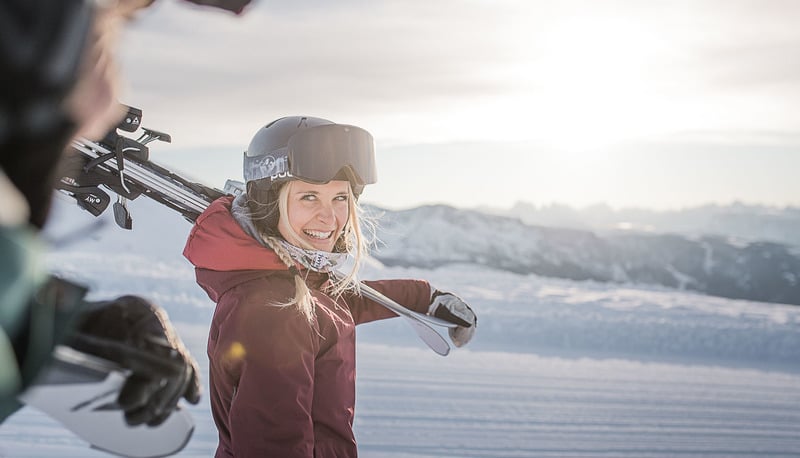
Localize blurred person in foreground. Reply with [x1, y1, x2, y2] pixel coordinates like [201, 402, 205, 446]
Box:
[0, 0, 250, 427]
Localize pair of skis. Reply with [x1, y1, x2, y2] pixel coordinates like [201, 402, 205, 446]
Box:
[60, 106, 458, 356]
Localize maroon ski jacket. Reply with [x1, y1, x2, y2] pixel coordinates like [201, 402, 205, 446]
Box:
[183, 196, 432, 458]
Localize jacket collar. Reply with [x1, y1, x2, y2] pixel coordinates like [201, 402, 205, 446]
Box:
[183, 195, 286, 272]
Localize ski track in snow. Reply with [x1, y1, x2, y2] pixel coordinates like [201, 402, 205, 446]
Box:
[1, 197, 799, 457]
[354, 346, 800, 458]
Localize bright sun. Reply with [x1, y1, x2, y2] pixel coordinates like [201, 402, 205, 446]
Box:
[516, 14, 672, 156]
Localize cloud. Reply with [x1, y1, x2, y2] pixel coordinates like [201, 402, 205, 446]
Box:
[121, 1, 512, 106]
[116, 0, 800, 152]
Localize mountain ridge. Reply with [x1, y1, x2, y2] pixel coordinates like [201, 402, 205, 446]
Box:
[368, 203, 800, 306]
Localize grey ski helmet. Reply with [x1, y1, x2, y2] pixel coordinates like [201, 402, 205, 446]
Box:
[243, 116, 377, 198]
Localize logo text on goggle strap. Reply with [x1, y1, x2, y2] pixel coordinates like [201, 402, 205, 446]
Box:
[246, 154, 289, 181]
[271, 171, 293, 181]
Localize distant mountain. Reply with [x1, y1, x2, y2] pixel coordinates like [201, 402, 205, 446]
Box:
[481, 201, 800, 248]
[369, 205, 800, 306]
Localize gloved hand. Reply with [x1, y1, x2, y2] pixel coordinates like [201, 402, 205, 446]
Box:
[67, 295, 201, 426]
[428, 290, 477, 347]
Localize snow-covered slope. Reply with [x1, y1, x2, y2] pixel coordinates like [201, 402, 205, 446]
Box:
[371, 204, 800, 306]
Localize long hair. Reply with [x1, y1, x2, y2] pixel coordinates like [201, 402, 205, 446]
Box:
[246, 179, 373, 322]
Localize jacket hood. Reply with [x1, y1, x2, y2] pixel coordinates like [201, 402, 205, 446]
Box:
[183, 195, 286, 272]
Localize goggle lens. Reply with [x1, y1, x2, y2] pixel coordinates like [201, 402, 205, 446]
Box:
[287, 124, 377, 185]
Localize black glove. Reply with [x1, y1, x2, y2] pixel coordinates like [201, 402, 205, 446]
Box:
[428, 290, 477, 347]
[68, 295, 201, 426]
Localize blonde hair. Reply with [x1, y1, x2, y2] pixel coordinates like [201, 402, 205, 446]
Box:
[254, 180, 373, 322]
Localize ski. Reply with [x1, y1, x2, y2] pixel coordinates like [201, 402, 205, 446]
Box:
[59, 105, 455, 356]
[58, 105, 225, 228]
[19, 346, 194, 458]
[355, 280, 455, 356]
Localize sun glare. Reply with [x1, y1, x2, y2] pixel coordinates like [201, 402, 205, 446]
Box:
[522, 14, 670, 156]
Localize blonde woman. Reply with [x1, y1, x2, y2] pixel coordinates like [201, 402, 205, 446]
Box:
[183, 116, 477, 458]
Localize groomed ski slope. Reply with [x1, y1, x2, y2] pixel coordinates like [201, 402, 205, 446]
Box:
[5, 339, 799, 458]
[1, 197, 798, 457]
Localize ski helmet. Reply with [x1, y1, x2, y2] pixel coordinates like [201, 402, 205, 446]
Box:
[243, 116, 377, 198]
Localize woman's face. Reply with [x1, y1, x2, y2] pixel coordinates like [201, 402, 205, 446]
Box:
[279, 180, 351, 252]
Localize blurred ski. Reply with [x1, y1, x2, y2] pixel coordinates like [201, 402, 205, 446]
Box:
[19, 346, 194, 458]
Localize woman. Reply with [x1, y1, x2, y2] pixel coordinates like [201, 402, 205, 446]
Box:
[183, 116, 477, 457]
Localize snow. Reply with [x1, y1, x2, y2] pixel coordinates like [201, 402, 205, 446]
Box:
[1, 196, 799, 457]
[354, 345, 800, 458]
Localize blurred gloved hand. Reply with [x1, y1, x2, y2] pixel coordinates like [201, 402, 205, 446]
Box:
[428, 290, 477, 347]
[68, 295, 201, 426]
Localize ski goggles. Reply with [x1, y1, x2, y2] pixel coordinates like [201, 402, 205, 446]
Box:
[243, 124, 377, 187]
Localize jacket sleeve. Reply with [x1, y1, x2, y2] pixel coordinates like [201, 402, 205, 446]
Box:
[1, 224, 87, 421]
[345, 278, 432, 325]
[218, 293, 318, 458]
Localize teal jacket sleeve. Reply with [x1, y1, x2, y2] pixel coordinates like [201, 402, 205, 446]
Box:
[1, 225, 88, 422]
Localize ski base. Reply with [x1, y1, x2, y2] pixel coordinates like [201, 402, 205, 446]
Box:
[19, 346, 194, 458]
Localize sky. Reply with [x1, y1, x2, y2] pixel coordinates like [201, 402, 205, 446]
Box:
[115, 0, 800, 211]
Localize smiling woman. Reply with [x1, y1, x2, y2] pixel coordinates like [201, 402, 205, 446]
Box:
[181, 115, 478, 458]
